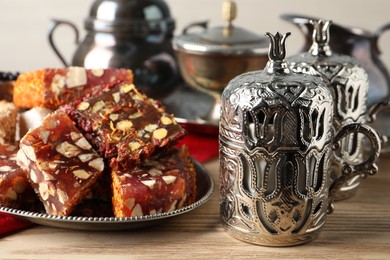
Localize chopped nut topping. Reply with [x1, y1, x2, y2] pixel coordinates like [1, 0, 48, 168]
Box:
[120, 84, 135, 94]
[51, 203, 57, 214]
[112, 92, 120, 103]
[39, 183, 50, 201]
[109, 114, 119, 121]
[128, 112, 142, 119]
[48, 182, 56, 196]
[42, 171, 55, 181]
[0, 165, 12, 172]
[92, 100, 105, 113]
[132, 94, 145, 101]
[77, 102, 90, 111]
[37, 161, 49, 171]
[21, 145, 37, 162]
[153, 128, 168, 140]
[116, 120, 133, 132]
[75, 137, 92, 150]
[88, 158, 104, 172]
[39, 130, 51, 144]
[160, 116, 173, 125]
[57, 188, 68, 204]
[45, 117, 58, 129]
[16, 150, 29, 171]
[37, 161, 58, 171]
[66, 67, 87, 88]
[162, 175, 176, 185]
[91, 69, 104, 77]
[73, 169, 91, 180]
[78, 153, 94, 163]
[51, 74, 65, 95]
[56, 141, 82, 158]
[132, 204, 143, 217]
[129, 141, 141, 151]
[30, 169, 38, 183]
[141, 179, 156, 189]
[70, 132, 83, 141]
[148, 168, 163, 176]
[144, 124, 158, 132]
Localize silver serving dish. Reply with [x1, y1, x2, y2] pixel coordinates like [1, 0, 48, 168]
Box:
[0, 160, 214, 231]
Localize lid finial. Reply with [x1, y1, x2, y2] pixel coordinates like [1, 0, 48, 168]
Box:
[309, 20, 333, 56]
[222, 1, 237, 36]
[265, 32, 291, 74]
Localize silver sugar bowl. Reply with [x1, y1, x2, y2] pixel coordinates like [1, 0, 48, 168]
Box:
[172, 0, 268, 125]
[287, 20, 383, 201]
[219, 32, 381, 246]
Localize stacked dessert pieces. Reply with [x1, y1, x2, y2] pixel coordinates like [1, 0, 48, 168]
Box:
[0, 100, 41, 210]
[0, 67, 196, 217]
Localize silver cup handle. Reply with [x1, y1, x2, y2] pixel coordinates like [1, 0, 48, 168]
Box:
[328, 123, 382, 213]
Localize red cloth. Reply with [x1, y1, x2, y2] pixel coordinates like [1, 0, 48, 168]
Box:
[0, 212, 33, 236]
[177, 133, 219, 162]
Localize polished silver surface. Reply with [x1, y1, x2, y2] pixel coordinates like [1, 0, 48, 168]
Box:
[48, 0, 179, 99]
[287, 20, 381, 201]
[219, 32, 381, 246]
[0, 160, 214, 231]
[281, 13, 390, 106]
[172, 0, 269, 126]
[219, 32, 334, 246]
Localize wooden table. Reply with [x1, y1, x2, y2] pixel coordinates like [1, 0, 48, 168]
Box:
[1, 157, 390, 259]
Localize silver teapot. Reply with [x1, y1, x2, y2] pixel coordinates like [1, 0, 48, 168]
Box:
[48, 0, 180, 99]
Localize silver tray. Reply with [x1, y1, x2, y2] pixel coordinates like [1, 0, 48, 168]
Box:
[0, 160, 214, 231]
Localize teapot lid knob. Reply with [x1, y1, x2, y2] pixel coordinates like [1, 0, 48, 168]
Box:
[265, 32, 291, 74]
[309, 20, 333, 56]
[222, 1, 237, 25]
[222, 1, 237, 35]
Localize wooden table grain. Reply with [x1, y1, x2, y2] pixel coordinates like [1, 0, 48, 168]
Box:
[1, 157, 390, 259]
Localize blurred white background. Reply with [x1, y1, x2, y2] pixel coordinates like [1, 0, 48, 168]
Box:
[1, 0, 390, 72]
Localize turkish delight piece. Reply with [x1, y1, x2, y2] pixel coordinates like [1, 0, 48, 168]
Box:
[17, 110, 105, 216]
[18, 107, 52, 139]
[111, 146, 197, 217]
[0, 143, 39, 210]
[13, 67, 134, 109]
[0, 100, 17, 144]
[65, 82, 186, 170]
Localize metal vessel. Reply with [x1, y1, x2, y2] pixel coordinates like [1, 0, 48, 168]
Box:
[48, 0, 179, 98]
[219, 32, 381, 246]
[287, 20, 379, 201]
